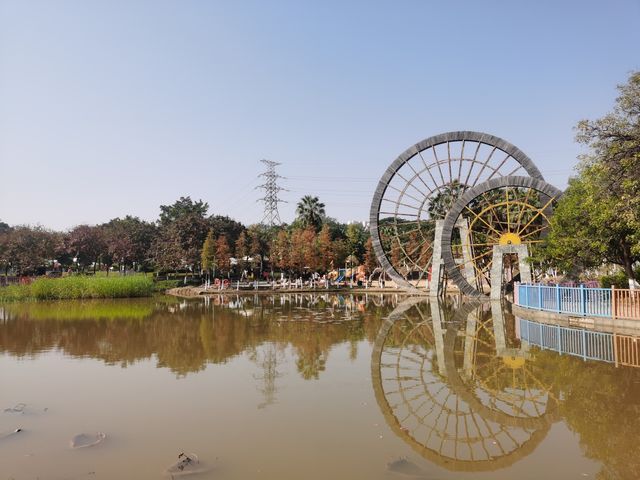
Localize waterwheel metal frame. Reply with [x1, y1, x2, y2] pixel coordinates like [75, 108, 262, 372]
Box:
[369, 131, 544, 291]
[441, 176, 563, 297]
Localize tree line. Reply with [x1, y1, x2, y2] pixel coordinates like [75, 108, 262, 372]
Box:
[0, 194, 378, 278]
[536, 71, 640, 287]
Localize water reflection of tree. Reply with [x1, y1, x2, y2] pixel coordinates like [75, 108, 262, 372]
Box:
[536, 351, 640, 480]
[251, 343, 283, 408]
[457, 312, 640, 478]
[0, 295, 395, 380]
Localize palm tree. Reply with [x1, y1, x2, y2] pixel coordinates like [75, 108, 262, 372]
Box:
[295, 195, 325, 230]
[427, 180, 466, 219]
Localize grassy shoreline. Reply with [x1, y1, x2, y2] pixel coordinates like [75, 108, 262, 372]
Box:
[0, 276, 155, 302]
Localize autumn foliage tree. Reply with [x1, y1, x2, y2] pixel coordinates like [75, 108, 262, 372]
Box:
[215, 235, 232, 276]
[317, 225, 334, 271]
[235, 231, 249, 273]
[364, 237, 378, 273]
[270, 229, 290, 272]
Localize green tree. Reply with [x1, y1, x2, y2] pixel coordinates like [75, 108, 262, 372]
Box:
[541, 72, 640, 284]
[295, 195, 325, 230]
[154, 197, 210, 272]
[159, 196, 209, 226]
[152, 213, 209, 272]
[427, 180, 466, 219]
[201, 230, 216, 276]
[208, 215, 245, 246]
[345, 222, 367, 262]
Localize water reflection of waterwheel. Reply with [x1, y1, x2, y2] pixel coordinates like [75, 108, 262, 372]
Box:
[369, 131, 544, 290]
[371, 299, 555, 471]
[447, 305, 558, 424]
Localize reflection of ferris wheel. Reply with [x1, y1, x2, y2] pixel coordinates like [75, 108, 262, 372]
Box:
[369, 131, 544, 290]
[371, 299, 556, 471]
[444, 302, 558, 428]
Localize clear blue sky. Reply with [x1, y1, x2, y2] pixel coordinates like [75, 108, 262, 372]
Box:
[1, 0, 639, 230]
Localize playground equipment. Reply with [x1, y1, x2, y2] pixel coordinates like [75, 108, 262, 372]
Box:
[369, 131, 562, 297]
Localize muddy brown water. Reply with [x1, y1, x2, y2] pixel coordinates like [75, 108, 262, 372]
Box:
[1, 294, 639, 479]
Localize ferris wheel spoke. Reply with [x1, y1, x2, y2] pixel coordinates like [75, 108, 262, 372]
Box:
[417, 149, 441, 190]
[466, 241, 503, 248]
[384, 183, 427, 205]
[381, 198, 423, 211]
[406, 158, 435, 195]
[447, 141, 454, 184]
[404, 235, 434, 259]
[465, 206, 503, 238]
[381, 211, 419, 219]
[484, 202, 507, 233]
[431, 145, 447, 186]
[458, 248, 494, 268]
[396, 170, 434, 200]
[519, 224, 549, 240]
[504, 164, 526, 177]
[463, 142, 483, 187]
[514, 188, 534, 226]
[471, 146, 498, 186]
[484, 152, 512, 182]
[414, 246, 434, 266]
[516, 195, 555, 235]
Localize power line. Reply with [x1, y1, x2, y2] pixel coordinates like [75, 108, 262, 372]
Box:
[256, 159, 287, 226]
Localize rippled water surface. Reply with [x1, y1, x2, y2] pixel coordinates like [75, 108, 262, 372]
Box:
[1, 294, 639, 479]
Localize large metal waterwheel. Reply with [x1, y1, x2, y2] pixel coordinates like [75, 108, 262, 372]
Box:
[369, 131, 544, 290]
[441, 176, 563, 297]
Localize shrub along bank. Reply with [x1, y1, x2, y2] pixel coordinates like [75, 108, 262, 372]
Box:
[0, 275, 154, 302]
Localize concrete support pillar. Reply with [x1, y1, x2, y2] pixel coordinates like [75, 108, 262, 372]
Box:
[429, 221, 444, 297]
[456, 218, 476, 288]
[490, 244, 531, 300]
[429, 298, 447, 376]
[491, 300, 507, 356]
[462, 308, 478, 380]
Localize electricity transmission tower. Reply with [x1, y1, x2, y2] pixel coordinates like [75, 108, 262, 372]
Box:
[257, 159, 286, 226]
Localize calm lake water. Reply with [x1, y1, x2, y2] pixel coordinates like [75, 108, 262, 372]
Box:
[1, 294, 639, 480]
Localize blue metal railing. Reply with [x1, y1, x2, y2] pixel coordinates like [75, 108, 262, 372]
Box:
[519, 318, 615, 363]
[517, 283, 612, 318]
